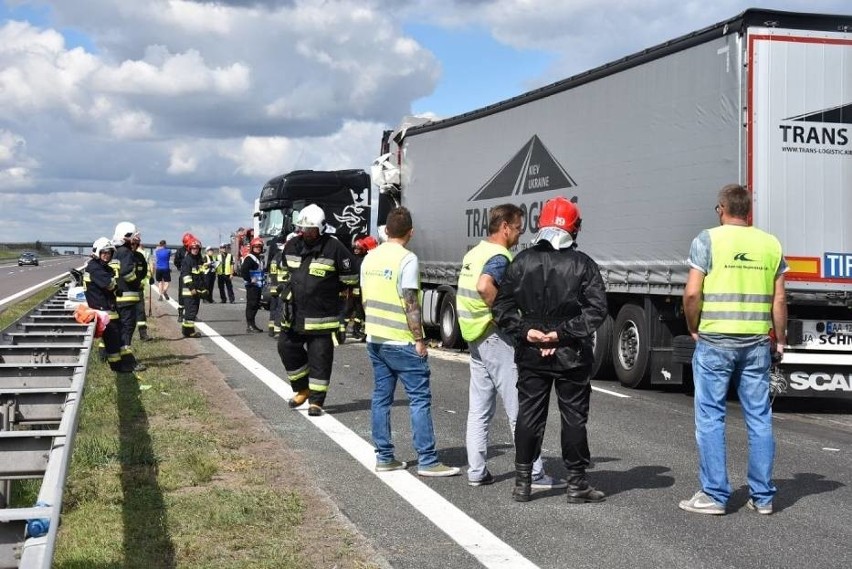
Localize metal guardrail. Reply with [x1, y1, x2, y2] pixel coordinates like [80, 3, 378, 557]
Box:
[0, 283, 94, 568]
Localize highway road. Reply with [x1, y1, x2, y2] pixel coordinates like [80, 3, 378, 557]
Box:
[0, 255, 85, 310]
[171, 299, 851, 569]
[1, 275, 850, 568]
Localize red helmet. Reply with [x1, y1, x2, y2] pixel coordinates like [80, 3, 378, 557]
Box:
[538, 197, 581, 233]
[182, 232, 196, 247]
[250, 237, 264, 248]
[188, 240, 201, 249]
[355, 236, 378, 251]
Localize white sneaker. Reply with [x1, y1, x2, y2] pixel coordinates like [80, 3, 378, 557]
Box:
[679, 491, 725, 515]
[417, 463, 461, 477]
[746, 498, 773, 515]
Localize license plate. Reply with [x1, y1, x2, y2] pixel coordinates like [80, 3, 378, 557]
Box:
[796, 320, 852, 351]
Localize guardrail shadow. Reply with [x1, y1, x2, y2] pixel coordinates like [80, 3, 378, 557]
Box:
[115, 371, 176, 568]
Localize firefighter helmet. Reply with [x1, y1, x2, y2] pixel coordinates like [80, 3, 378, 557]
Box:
[188, 240, 201, 249]
[355, 236, 378, 251]
[113, 221, 138, 243]
[182, 232, 196, 247]
[294, 204, 325, 229]
[538, 197, 581, 233]
[92, 237, 115, 256]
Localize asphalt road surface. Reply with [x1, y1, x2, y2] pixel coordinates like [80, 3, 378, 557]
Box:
[2, 275, 849, 568]
[158, 297, 851, 569]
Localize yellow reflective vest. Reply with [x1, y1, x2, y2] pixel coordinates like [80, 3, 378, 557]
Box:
[699, 225, 783, 335]
[361, 242, 419, 343]
[457, 240, 512, 342]
[216, 253, 234, 276]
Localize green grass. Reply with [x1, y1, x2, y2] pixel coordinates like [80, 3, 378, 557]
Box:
[50, 319, 378, 568]
[3, 287, 379, 568]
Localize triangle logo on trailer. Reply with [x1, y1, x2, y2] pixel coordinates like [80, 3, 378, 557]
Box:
[468, 135, 577, 201]
[783, 103, 852, 124]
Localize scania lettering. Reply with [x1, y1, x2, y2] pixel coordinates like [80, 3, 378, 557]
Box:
[374, 8, 852, 399]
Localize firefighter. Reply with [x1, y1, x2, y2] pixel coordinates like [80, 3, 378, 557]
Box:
[111, 221, 146, 372]
[277, 204, 358, 416]
[241, 237, 266, 333]
[267, 238, 286, 337]
[180, 239, 206, 338]
[130, 235, 152, 341]
[345, 235, 378, 341]
[203, 246, 217, 302]
[216, 243, 236, 303]
[174, 232, 194, 322]
[84, 237, 138, 373]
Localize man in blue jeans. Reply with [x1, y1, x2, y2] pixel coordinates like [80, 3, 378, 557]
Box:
[680, 183, 787, 516]
[361, 207, 460, 477]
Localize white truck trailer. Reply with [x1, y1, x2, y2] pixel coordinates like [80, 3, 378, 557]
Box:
[374, 8, 852, 398]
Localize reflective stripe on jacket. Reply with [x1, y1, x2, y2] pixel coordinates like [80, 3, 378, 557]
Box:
[698, 225, 782, 335]
[457, 240, 512, 342]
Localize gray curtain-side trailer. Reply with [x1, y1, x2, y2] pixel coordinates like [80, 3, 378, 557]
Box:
[376, 9, 852, 398]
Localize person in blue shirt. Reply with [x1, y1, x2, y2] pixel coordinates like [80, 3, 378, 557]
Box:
[154, 240, 172, 301]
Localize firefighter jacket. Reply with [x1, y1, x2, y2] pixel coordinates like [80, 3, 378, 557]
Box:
[492, 241, 607, 370]
[281, 234, 358, 335]
[110, 243, 142, 305]
[173, 246, 186, 271]
[180, 252, 208, 296]
[83, 257, 119, 316]
[216, 252, 234, 276]
[268, 249, 288, 297]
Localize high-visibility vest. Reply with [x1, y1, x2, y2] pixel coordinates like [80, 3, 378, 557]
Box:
[216, 253, 233, 276]
[457, 240, 512, 342]
[361, 242, 419, 343]
[698, 225, 782, 335]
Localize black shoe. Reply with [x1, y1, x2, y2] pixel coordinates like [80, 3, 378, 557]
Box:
[133, 363, 147, 372]
[268, 329, 275, 337]
[229, 299, 235, 304]
[246, 325, 264, 333]
[512, 463, 533, 503]
[566, 474, 606, 504]
[468, 471, 495, 487]
[308, 404, 324, 417]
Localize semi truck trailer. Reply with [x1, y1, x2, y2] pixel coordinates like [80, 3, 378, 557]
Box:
[373, 8, 852, 398]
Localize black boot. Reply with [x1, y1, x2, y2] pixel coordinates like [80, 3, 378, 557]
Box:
[512, 463, 533, 503]
[565, 472, 605, 504]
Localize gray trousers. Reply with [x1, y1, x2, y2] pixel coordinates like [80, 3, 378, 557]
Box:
[466, 327, 544, 481]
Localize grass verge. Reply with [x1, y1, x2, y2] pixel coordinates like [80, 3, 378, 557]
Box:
[42, 305, 381, 568]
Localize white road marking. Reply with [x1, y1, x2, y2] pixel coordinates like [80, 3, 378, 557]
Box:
[189, 318, 540, 569]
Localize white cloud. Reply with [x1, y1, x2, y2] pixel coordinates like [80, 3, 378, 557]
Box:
[109, 109, 153, 139]
[168, 144, 199, 174]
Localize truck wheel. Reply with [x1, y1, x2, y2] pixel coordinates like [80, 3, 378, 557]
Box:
[439, 291, 464, 349]
[611, 304, 650, 388]
[590, 314, 614, 379]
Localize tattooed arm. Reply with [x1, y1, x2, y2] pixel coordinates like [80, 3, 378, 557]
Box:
[402, 288, 427, 356]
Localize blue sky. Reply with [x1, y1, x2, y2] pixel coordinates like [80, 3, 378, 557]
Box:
[0, 0, 850, 245]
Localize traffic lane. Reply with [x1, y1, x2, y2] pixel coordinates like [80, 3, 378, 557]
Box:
[185, 305, 851, 569]
[0, 256, 84, 306]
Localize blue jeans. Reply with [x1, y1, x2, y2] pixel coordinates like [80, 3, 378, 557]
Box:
[368, 342, 439, 468]
[692, 340, 776, 506]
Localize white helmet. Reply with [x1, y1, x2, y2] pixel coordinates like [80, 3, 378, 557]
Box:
[294, 204, 325, 229]
[92, 237, 115, 256]
[113, 221, 138, 244]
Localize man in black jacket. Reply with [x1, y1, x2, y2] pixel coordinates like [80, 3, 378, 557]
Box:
[492, 196, 608, 504]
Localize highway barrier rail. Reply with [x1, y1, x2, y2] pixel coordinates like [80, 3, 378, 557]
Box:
[0, 282, 94, 568]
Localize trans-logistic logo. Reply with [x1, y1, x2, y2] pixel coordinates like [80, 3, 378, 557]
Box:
[468, 135, 577, 201]
[778, 103, 851, 155]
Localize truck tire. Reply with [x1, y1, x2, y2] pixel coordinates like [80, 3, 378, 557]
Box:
[590, 314, 614, 380]
[612, 303, 650, 389]
[439, 291, 464, 350]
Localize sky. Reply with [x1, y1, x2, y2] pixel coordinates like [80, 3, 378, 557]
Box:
[1, 0, 849, 248]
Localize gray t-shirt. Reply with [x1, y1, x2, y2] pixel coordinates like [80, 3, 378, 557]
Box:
[688, 228, 787, 347]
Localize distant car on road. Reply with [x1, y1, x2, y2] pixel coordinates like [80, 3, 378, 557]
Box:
[18, 252, 39, 266]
